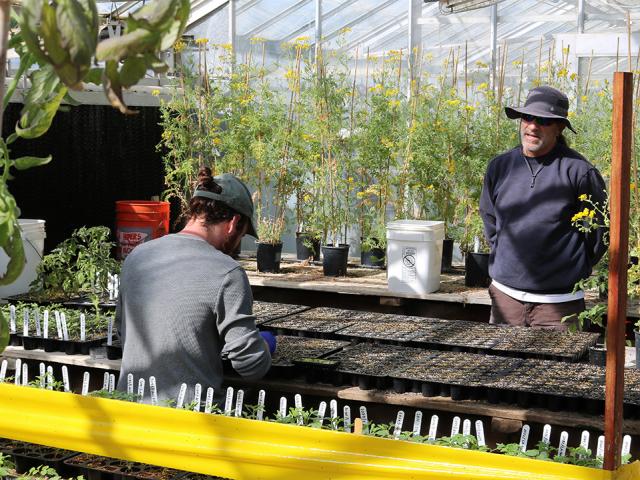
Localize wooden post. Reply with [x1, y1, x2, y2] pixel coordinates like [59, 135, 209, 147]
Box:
[604, 71, 633, 471]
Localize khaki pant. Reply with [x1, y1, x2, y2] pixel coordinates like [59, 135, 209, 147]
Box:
[488, 284, 583, 331]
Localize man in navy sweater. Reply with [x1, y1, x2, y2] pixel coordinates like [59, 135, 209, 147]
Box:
[479, 86, 607, 330]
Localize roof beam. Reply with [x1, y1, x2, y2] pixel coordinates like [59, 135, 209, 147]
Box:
[243, 0, 311, 38]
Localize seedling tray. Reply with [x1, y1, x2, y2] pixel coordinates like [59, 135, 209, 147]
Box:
[17, 334, 43, 350]
[103, 341, 123, 360]
[11, 444, 77, 476]
[252, 301, 312, 326]
[490, 328, 600, 361]
[262, 307, 364, 338]
[268, 335, 350, 381]
[65, 453, 184, 480]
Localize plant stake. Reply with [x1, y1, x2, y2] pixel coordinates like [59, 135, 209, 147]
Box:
[359, 406, 368, 433]
[580, 430, 590, 458]
[450, 416, 460, 436]
[80, 313, 86, 342]
[14, 358, 21, 385]
[622, 435, 632, 458]
[43, 310, 49, 339]
[294, 394, 303, 425]
[149, 376, 158, 406]
[34, 309, 41, 337]
[137, 378, 145, 401]
[46, 366, 53, 390]
[475, 420, 486, 447]
[0, 359, 6, 382]
[204, 387, 214, 414]
[330, 399, 338, 430]
[558, 431, 569, 457]
[126, 374, 133, 395]
[412, 411, 423, 437]
[428, 415, 439, 442]
[61, 366, 70, 392]
[343, 406, 351, 433]
[193, 383, 202, 412]
[108, 374, 115, 393]
[279, 396, 287, 419]
[519, 424, 530, 452]
[224, 387, 234, 416]
[8, 305, 15, 333]
[234, 389, 244, 417]
[82, 372, 90, 396]
[102, 372, 109, 391]
[462, 419, 471, 436]
[22, 310, 28, 337]
[393, 410, 405, 440]
[21, 362, 27, 386]
[542, 424, 552, 445]
[54, 311, 62, 339]
[60, 312, 69, 341]
[176, 383, 187, 408]
[107, 317, 114, 346]
[39, 363, 45, 388]
[257, 389, 266, 421]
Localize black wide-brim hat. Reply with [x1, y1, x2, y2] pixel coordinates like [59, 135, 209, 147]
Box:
[505, 85, 577, 134]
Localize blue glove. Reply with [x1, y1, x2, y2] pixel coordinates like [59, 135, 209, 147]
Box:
[260, 331, 277, 354]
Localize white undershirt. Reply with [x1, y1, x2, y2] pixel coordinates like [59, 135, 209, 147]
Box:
[491, 280, 584, 304]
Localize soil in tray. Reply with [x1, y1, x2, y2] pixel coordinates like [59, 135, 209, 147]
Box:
[334, 314, 436, 343]
[491, 327, 599, 360]
[262, 307, 368, 335]
[252, 301, 311, 326]
[270, 336, 350, 367]
[65, 453, 186, 480]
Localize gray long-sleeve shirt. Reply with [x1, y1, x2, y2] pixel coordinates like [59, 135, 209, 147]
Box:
[115, 233, 271, 404]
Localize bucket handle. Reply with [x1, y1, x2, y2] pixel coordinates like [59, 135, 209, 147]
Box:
[18, 224, 44, 260]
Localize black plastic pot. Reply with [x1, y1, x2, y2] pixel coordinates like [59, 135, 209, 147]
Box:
[19, 335, 42, 350]
[589, 344, 607, 367]
[361, 245, 385, 268]
[441, 238, 454, 272]
[464, 252, 491, 287]
[256, 242, 283, 273]
[322, 244, 349, 277]
[295, 233, 320, 261]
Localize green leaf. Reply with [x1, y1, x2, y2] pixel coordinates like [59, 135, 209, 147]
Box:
[96, 29, 156, 62]
[3, 51, 37, 110]
[55, 0, 98, 87]
[0, 229, 25, 285]
[119, 56, 147, 88]
[130, 0, 177, 31]
[0, 310, 8, 355]
[101, 60, 138, 115]
[83, 67, 103, 85]
[13, 155, 52, 170]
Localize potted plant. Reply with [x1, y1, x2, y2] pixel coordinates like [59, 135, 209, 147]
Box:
[458, 205, 491, 288]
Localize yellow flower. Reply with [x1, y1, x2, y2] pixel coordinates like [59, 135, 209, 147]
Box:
[598, 91, 605, 98]
[428, 184, 434, 190]
[381, 138, 394, 149]
[589, 210, 595, 218]
[151, 89, 160, 96]
[173, 40, 186, 53]
[347, 177, 354, 184]
[579, 194, 588, 201]
[512, 60, 522, 67]
[284, 69, 296, 80]
[475, 61, 488, 68]
[570, 73, 577, 81]
[557, 68, 568, 78]
[385, 88, 399, 97]
[464, 105, 476, 112]
[446, 99, 461, 107]
[303, 194, 311, 202]
[250, 36, 266, 44]
[339, 27, 352, 35]
[582, 208, 589, 216]
[220, 43, 233, 52]
[213, 138, 221, 146]
[477, 82, 488, 91]
[387, 99, 401, 108]
[369, 84, 384, 94]
[581, 95, 588, 103]
[195, 38, 209, 45]
[568, 111, 576, 119]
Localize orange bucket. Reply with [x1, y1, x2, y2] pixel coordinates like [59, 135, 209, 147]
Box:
[115, 201, 170, 259]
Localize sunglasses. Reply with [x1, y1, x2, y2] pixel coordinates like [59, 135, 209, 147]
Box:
[520, 113, 556, 126]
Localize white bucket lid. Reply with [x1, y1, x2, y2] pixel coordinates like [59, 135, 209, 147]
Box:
[386, 220, 444, 232]
[18, 219, 46, 238]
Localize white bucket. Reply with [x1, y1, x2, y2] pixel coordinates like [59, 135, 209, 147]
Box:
[0, 219, 46, 299]
[386, 220, 444, 295]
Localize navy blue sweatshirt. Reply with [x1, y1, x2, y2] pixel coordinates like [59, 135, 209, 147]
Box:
[479, 143, 607, 294]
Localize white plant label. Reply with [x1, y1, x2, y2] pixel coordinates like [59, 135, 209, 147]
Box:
[149, 376, 158, 406]
[622, 435, 632, 457]
[193, 383, 202, 412]
[39, 363, 46, 387]
[23, 310, 29, 337]
[14, 359, 21, 385]
[34, 309, 41, 337]
[393, 410, 405, 440]
[429, 415, 439, 441]
[580, 431, 590, 451]
[330, 399, 338, 429]
[21, 363, 28, 386]
[542, 424, 552, 445]
[54, 311, 62, 339]
[343, 406, 352, 433]
[62, 366, 70, 392]
[127, 374, 134, 395]
[82, 372, 90, 396]
[462, 419, 471, 436]
[450, 416, 460, 437]
[412, 411, 423, 437]
[108, 374, 115, 393]
[0, 360, 7, 382]
[46, 366, 54, 390]
[596, 436, 605, 459]
[60, 313, 69, 341]
[43, 311, 49, 339]
[234, 389, 244, 417]
[176, 383, 187, 409]
[224, 387, 234, 416]
[279, 397, 287, 418]
[359, 406, 368, 427]
[9, 305, 16, 333]
[257, 390, 266, 421]
[80, 314, 86, 342]
[519, 424, 530, 452]
[137, 378, 145, 400]
[558, 431, 569, 457]
[313, 401, 325, 428]
[102, 372, 109, 390]
[294, 394, 303, 425]
[107, 318, 114, 346]
[204, 388, 214, 414]
[475, 420, 486, 447]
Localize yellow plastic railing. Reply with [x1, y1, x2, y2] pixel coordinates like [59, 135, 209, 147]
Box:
[0, 383, 638, 479]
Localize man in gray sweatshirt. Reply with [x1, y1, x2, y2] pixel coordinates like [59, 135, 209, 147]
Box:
[116, 167, 273, 404]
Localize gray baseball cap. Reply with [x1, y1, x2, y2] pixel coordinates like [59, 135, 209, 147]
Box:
[194, 173, 258, 239]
